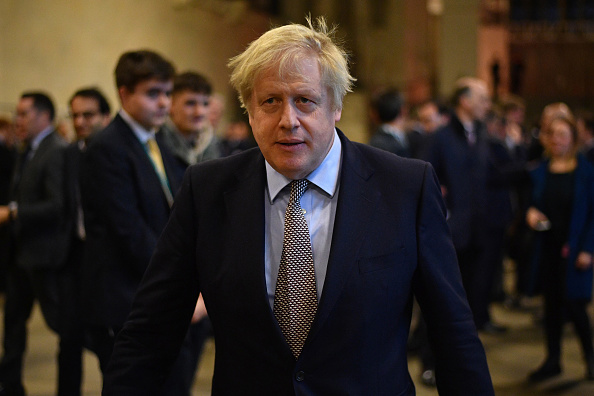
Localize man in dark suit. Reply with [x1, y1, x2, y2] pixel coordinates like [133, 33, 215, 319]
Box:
[424, 77, 506, 335]
[368, 87, 411, 157]
[80, 50, 185, 374]
[0, 92, 68, 396]
[0, 118, 17, 294]
[61, 87, 111, 396]
[104, 19, 494, 395]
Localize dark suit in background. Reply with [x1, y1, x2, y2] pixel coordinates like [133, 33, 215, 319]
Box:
[484, 135, 528, 319]
[0, 131, 68, 388]
[81, 114, 184, 370]
[0, 141, 16, 292]
[104, 130, 493, 395]
[368, 125, 411, 158]
[59, 141, 88, 395]
[424, 115, 491, 329]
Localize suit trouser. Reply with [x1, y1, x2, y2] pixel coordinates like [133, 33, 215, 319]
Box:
[473, 226, 507, 327]
[0, 264, 59, 384]
[456, 234, 489, 329]
[56, 239, 85, 396]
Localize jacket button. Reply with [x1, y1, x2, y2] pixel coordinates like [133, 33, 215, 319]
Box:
[295, 371, 305, 382]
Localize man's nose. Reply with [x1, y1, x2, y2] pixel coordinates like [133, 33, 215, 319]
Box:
[279, 102, 299, 130]
[73, 116, 84, 128]
[159, 93, 171, 108]
[196, 105, 208, 116]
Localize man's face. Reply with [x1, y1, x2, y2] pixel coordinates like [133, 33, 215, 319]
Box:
[467, 83, 491, 122]
[15, 97, 48, 141]
[248, 56, 341, 180]
[418, 102, 441, 134]
[119, 78, 173, 130]
[70, 96, 110, 140]
[170, 90, 210, 136]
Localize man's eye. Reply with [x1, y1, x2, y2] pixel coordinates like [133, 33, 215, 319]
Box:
[263, 98, 275, 104]
[297, 97, 311, 104]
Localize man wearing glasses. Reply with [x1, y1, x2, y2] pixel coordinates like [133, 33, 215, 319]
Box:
[60, 87, 111, 396]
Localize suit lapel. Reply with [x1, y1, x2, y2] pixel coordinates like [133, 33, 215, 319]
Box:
[19, 131, 56, 187]
[308, 132, 378, 340]
[222, 153, 273, 315]
[115, 115, 172, 208]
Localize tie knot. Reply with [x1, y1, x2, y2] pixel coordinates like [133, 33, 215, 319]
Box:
[147, 137, 157, 147]
[289, 179, 309, 205]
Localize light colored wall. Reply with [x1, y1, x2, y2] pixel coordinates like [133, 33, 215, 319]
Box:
[438, 0, 480, 97]
[0, 0, 269, 121]
[478, 25, 509, 98]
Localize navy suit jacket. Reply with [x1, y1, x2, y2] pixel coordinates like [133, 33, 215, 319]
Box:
[368, 125, 411, 158]
[104, 130, 494, 395]
[424, 116, 489, 250]
[81, 114, 184, 327]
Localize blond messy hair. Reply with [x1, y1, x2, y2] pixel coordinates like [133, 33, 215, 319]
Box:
[228, 16, 356, 112]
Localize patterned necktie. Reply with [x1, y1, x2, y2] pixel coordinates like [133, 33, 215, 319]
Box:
[273, 179, 317, 358]
[146, 137, 174, 207]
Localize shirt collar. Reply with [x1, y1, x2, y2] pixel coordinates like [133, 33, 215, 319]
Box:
[119, 109, 156, 144]
[266, 129, 342, 203]
[30, 125, 53, 150]
[381, 124, 404, 138]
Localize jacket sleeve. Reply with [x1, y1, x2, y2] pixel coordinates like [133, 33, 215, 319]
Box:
[103, 167, 200, 395]
[413, 163, 495, 395]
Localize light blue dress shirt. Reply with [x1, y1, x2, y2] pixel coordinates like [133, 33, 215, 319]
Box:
[264, 129, 342, 308]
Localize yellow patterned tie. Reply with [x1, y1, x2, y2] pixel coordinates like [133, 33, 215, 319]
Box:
[146, 137, 174, 207]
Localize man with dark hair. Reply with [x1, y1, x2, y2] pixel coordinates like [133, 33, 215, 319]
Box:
[114, 50, 176, 92]
[58, 87, 112, 396]
[408, 98, 449, 159]
[161, 71, 221, 165]
[69, 87, 111, 139]
[368, 87, 410, 157]
[0, 92, 68, 396]
[80, 50, 185, 376]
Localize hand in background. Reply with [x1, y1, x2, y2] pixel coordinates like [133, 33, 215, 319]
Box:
[576, 252, 593, 271]
[0, 206, 9, 225]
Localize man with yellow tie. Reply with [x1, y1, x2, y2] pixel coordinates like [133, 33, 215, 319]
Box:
[79, 50, 186, 392]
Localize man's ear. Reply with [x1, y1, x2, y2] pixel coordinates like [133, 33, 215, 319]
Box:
[334, 108, 342, 123]
[118, 86, 130, 104]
